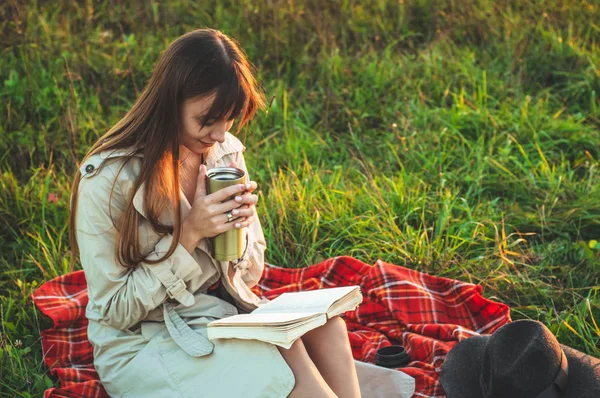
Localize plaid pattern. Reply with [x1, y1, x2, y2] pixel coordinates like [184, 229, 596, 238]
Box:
[30, 269, 107, 398]
[252, 256, 511, 397]
[31, 256, 510, 398]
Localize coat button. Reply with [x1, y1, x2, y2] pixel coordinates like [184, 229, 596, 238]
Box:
[85, 164, 95, 173]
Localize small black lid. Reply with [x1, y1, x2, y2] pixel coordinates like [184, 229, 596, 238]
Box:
[375, 345, 411, 368]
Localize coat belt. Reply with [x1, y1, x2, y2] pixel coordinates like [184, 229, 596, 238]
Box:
[148, 261, 215, 357]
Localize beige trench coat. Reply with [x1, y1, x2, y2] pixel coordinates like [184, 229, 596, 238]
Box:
[75, 132, 295, 398]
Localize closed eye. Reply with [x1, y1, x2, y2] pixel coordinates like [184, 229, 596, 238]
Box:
[196, 117, 214, 127]
[196, 117, 235, 128]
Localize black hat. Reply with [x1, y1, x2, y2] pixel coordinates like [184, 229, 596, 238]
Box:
[440, 319, 600, 398]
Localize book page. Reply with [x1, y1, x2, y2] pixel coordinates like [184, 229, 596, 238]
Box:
[209, 312, 319, 326]
[254, 286, 359, 315]
[207, 313, 328, 349]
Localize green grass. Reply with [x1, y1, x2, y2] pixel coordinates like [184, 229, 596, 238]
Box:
[1, 0, 600, 395]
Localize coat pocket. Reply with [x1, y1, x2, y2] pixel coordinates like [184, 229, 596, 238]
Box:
[116, 335, 180, 397]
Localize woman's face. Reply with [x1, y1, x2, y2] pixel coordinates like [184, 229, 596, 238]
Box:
[179, 94, 235, 154]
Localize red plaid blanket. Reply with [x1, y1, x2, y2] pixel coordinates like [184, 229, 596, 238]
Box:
[31, 256, 510, 398]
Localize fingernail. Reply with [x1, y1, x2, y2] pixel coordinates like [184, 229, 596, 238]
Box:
[235, 196, 242, 202]
[245, 183, 252, 189]
[235, 223, 241, 228]
[232, 209, 239, 215]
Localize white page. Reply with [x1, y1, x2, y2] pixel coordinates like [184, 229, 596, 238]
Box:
[207, 314, 328, 349]
[208, 312, 319, 326]
[254, 286, 359, 315]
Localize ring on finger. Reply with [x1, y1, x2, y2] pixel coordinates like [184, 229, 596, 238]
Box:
[226, 212, 233, 223]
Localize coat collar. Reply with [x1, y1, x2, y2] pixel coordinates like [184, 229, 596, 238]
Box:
[81, 132, 245, 226]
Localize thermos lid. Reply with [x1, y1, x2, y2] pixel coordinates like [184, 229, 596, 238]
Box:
[375, 345, 411, 368]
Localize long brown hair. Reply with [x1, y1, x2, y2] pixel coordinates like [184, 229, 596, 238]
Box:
[69, 28, 265, 269]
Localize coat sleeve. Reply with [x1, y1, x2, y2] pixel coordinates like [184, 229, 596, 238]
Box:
[233, 150, 267, 288]
[76, 164, 202, 331]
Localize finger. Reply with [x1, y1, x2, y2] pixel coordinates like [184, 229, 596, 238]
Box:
[212, 198, 250, 215]
[238, 180, 257, 193]
[220, 219, 242, 235]
[194, 164, 208, 198]
[229, 161, 238, 168]
[207, 183, 247, 204]
[232, 215, 256, 229]
[220, 212, 243, 226]
[238, 192, 257, 206]
[230, 207, 254, 218]
[234, 193, 258, 206]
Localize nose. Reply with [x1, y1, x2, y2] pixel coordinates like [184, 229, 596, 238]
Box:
[209, 121, 228, 143]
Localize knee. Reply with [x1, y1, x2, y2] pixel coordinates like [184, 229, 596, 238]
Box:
[279, 336, 307, 359]
[302, 316, 351, 357]
[327, 316, 347, 332]
[309, 316, 348, 341]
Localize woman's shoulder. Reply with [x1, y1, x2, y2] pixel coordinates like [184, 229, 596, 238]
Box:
[78, 147, 142, 197]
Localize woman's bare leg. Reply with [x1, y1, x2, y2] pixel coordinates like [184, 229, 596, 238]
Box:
[301, 316, 361, 398]
[277, 338, 337, 398]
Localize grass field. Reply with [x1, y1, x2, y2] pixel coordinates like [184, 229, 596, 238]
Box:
[1, 0, 599, 395]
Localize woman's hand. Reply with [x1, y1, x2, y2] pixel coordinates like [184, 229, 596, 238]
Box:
[181, 163, 258, 248]
[227, 161, 259, 229]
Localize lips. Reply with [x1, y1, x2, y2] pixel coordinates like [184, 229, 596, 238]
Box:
[200, 140, 215, 146]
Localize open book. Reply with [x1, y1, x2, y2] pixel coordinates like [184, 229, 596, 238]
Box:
[207, 285, 363, 349]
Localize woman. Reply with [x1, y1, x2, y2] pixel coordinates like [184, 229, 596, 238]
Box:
[68, 29, 361, 397]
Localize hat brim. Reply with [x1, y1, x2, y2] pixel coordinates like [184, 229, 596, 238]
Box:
[440, 337, 600, 398]
[560, 344, 600, 397]
[440, 335, 489, 398]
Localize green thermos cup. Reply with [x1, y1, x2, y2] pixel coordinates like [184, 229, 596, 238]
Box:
[205, 167, 246, 261]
